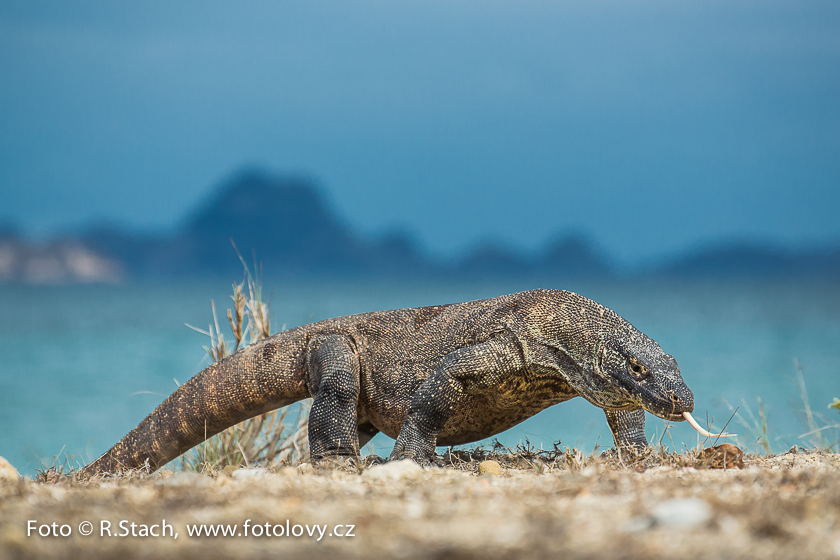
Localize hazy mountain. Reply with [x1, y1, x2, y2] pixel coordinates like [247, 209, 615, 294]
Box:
[81, 169, 429, 279]
[538, 235, 613, 278]
[81, 168, 615, 281]
[183, 171, 359, 274]
[5, 168, 839, 284]
[657, 242, 840, 280]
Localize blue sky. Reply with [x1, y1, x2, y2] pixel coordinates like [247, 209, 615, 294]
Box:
[1, 0, 838, 265]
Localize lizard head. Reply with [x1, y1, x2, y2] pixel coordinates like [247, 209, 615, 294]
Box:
[530, 290, 695, 422]
[591, 327, 694, 421]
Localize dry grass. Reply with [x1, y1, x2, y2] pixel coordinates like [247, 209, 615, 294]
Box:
[722, 361, 840, 456]
[181, 252, 310, 472]
[180, 403, 311, 474]
[438, 438, 749, 474]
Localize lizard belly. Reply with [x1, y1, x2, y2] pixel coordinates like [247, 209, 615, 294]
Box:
[437, 377, 578, 446]
[361, 366, 578, 446]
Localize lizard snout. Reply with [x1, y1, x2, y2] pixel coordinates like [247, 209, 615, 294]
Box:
[667, 390, 694, 413]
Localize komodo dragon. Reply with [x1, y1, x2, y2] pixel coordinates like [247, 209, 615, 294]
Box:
[81, 289, 725, 476]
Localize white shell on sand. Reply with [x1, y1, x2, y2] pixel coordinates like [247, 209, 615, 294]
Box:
[231, 467, 268, 480]
[362, 459, 423, 482]
[652, 498, 712, 529]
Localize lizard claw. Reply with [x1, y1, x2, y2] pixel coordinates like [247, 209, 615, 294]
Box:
[363, 454, 387, 468]
[388, 443, 435, 467]
[389, 450, 432, 467]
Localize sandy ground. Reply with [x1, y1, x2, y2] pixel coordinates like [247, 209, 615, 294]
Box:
[1, 449, 839, 560]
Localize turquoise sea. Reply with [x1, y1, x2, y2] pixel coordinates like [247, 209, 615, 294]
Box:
[1, 278, 838, 476]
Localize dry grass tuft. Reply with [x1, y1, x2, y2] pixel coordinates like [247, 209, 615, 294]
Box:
[721, 361, 840, 455]
[181, 249, 311, 472]
[437, 438, 751, 474]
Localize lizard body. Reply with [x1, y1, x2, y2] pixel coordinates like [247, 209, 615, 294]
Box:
[81, 289, 694, 475]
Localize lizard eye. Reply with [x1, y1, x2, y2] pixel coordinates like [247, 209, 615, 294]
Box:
[627, 358, 650, 380]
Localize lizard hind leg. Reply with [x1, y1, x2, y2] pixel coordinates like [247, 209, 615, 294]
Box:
[305, 334, 362, 461]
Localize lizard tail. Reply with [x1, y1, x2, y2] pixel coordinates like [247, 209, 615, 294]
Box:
[79, 334, 309, 477]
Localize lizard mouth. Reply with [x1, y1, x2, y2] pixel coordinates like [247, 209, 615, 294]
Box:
[612, 374, 693, 422]
[630, 392, 736, 438]
[646, 408, 688, 422]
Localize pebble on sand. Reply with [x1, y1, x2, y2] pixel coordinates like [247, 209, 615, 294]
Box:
[478, 460, 503, 475]
[0, 456, 20, 480]
[231, 467, 268, 480]
[362, 459, 423, 482]
[651, 498, 713, 529]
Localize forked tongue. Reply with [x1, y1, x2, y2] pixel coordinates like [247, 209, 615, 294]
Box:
[682, 411, 736, 438]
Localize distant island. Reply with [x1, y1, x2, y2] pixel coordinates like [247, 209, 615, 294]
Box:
[1, 168, 837, 284]
[0, 227, 122, 284]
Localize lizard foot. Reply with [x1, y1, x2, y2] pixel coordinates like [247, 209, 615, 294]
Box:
[389, 420, 437, 467]
[388, 439, 438, 467]
[389, 450, 434, 467]
[362, 454, 387, 468]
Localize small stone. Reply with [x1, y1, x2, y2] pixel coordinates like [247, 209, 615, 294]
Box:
[696, 444, 744, 469]
[222, 464, 240, 476]
[297, 463, 314, 475]
[231, 467, 267, 480]
[0, 456, 20, 480]
[478, 460, 503, 476]
[580, 466, 597, 477]
[622, 516, 654, 533]
[362, 459, 423, 482]
[651, 498, 712, 529]
[405, 498, 425, 518]
[717, 514, 742, 535]
[155, 471, 212, 487]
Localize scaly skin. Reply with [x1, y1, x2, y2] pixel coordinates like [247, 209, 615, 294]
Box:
[81, 289, 694, 475]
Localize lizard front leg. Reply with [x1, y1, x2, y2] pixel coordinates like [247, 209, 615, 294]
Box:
[390, 332, 525, 465]
[605, 409, 647, 451]
[305, 334, 361, 461]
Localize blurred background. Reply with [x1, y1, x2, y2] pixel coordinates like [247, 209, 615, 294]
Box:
[1, 0, 838, 475]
